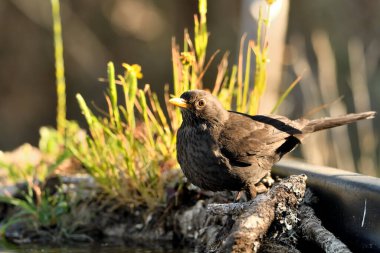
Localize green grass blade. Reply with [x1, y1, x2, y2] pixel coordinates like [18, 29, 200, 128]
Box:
[51, 0, 66, 135]
[108, 62, 121, 130]
[76, 94, 94, 126]
[242, 42, 252, 112]
[271, 75, 302, 114]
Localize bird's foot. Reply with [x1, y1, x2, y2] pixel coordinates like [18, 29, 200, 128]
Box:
[261, 173, 275, 187]
[245, 183, 268, 200]
[255, 182, 269, 194]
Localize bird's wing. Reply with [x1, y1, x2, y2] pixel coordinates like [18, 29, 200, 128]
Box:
[219, 113, 304, 166]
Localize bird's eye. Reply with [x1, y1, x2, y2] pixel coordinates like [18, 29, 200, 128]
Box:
[197, 99, 206, 108]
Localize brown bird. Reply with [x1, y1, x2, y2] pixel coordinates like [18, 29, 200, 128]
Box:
[169, 90, 376, 198]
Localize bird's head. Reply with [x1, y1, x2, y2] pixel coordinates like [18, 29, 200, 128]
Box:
[169, 90, 229, 127]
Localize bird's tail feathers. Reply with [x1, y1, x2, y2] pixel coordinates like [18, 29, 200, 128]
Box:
[302, 111, 376, 133]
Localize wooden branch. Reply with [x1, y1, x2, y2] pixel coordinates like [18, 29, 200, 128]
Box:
[207, 175, 307, 253]
[223, 193, 275, 252]
[207, 201, 251, 216]
[298, 205, 352, 253]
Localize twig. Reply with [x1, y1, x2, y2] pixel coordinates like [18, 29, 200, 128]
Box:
[298, 205, 352, 253]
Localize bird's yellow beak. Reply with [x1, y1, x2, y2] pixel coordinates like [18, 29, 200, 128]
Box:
[169, 97, 190, 109]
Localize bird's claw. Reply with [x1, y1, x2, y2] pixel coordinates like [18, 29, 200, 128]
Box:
[261, 173, 275, 187]
[255, 183, 269, 194]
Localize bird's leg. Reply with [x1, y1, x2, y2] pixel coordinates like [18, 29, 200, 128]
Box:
[245, 184, 257, 200]
[235, 191, 243, 201]
[234, 191, 249, 202]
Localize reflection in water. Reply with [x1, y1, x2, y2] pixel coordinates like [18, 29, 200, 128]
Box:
[0, 239, 195, 253]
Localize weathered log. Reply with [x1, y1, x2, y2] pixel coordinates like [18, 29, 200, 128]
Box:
[207, 174, 307, 253]
[207, 201, 250, 216]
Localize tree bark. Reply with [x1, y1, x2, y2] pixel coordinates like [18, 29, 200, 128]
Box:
[207, 174, 307, 253]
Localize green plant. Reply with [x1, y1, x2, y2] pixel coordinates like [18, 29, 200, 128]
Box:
[0, 121, 82, 185]
[0, 1, 87, 240]
[172, 0, 296, 117]
[0, 182, 95, 241]
[70, 0, 296, 210]
[71, 62, 177, 209]
[0, 184, 68, 236]
[0, 144, 44, 184]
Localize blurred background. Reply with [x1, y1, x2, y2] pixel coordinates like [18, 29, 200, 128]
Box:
[0, 0, 379, 175]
